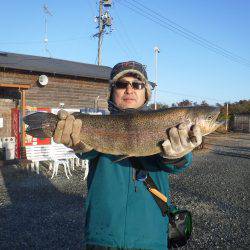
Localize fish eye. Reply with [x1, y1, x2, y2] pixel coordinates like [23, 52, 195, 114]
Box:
[207, 115, 213, 120]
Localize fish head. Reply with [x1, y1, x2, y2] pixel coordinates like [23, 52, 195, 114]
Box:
[189, 106, 223, 136]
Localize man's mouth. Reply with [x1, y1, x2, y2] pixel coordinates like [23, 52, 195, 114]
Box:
[123, 98, 135, 102]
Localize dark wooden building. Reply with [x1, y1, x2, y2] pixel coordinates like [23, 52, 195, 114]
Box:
[233, 114, 250, 133]
[0, 52, 112, 141]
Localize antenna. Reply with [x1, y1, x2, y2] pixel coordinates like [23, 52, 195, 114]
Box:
[154, 46, 160, 110]
[43, 4, 53, 57]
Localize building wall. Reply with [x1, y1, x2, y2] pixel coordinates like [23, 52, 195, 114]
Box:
[0, 70, 110, 137]
[1, 70, 109, 109]
[27, 75, 109, 110]
[233, 115, 250, 133]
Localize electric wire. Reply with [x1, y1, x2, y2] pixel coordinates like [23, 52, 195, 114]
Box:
[112, 30, 131, 57]
[118, 0, 250, 68]
[0, 36, 90, 45]
[87, 0, 96, 17]
[112, 22, 136, 57]
[123, 0, 250, 67]
[157, 89, 225, 103]
[112, 3, 140, 59]
[122, 0, 250, 67]
[131, 0, 250, 66]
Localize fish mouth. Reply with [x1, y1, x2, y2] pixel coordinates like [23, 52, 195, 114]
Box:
[208, 108, 220, 126]
[200, 107, 222, 135]
[204, 108, 225, 136]
[211, 120, 224, 131]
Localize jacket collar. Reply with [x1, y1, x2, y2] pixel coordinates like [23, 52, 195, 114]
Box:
[108, 100, 148, 114]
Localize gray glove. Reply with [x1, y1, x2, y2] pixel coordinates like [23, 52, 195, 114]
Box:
[161, 123, 202, 159]
[53, 109, 93, 153]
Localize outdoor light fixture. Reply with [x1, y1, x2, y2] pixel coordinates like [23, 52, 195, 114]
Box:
[38, 75, 49, 86]
[59, 102, 65, 109]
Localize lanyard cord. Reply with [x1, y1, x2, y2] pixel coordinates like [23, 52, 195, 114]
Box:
[129, 157, 169, 217]
[144, 177, 168, 203]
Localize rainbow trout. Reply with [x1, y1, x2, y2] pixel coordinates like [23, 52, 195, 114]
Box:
[24, 106, 222, 157]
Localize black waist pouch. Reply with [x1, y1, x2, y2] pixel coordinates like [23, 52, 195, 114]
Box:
[168, 208, 192, 248]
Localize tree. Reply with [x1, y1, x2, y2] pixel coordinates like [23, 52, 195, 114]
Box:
[149, 102, 169, 110]
[220, 100, 250, 115]
[177, 99, 192, 107]
[200, 100, 209, 106]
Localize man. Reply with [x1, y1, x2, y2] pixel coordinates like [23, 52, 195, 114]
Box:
[54, 61, 202, 250]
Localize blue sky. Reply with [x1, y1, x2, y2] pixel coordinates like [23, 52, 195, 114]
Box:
[1, 0, 249, 106]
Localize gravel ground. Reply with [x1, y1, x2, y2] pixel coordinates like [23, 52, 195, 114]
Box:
[170, 132, 250, 249]
[0, 165, 87, 249]
[0, 132, 249, 249]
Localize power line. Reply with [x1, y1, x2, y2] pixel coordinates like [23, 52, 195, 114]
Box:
[0, 36, 90, 45]
[112, 3, 140, 59]
[131, 0, 250, 66]
[112, 22, 136, 57]
[112, 31, 131, 57]
[118, 0, 250, 68]
[123, 0, 250, 67]
[158, 89, 226, 103]
[124, 0, 250, 68]
[49, 36, 90, 43]
[87, 0, 96, 16]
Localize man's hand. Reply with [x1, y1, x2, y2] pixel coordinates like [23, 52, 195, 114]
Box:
[53, 110, 93, 153]
[161, 123, 202, 159]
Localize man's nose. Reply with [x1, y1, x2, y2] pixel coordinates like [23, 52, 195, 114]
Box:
[125, 83, 134, 93]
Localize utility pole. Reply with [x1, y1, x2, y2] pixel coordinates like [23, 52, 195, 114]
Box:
[226, 102, 229, 132]
[154, 46, 160, 110]
[97, 0, 103, 65]
[94, 0, 113, 65]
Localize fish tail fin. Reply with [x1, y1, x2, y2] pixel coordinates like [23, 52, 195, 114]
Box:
[23, 112, 58, 138]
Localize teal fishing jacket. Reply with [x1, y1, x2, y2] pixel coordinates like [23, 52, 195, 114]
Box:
[77, 151, 192, 250]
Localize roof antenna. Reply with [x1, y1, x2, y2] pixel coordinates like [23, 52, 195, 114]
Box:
[43, 4, 53, 58]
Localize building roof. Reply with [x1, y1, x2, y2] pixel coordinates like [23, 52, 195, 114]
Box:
[0, 52, 112, 80]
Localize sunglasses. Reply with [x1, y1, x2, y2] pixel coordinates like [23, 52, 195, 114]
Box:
[113, 81, 145, 90]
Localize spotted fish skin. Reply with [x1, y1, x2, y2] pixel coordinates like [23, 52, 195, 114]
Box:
[24, 106, 221, 157]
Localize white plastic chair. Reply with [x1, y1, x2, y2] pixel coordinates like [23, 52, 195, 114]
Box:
[82, 160, 89, 180]
[50, 158, 72, 179]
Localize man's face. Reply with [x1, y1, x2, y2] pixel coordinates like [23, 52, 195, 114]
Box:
[112, 75, 146, 109]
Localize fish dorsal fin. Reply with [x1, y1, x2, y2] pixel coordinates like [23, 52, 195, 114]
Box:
[113, 155, 130, 163]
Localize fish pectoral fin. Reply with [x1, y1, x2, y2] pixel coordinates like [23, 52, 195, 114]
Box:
[113, 155, 130, 163]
